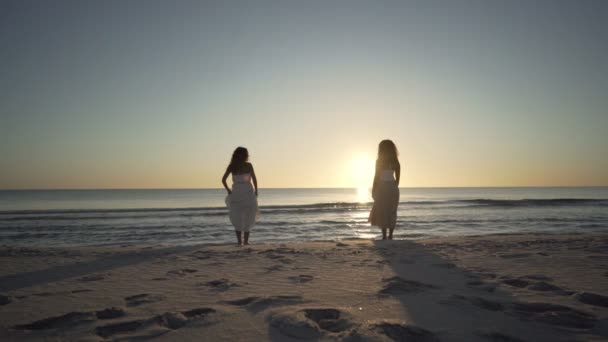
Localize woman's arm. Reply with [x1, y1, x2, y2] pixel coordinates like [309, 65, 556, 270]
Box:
[250, 164, 258, 196]
[395, 161, 401, 187]
[221, 167, 232, 194]
[371, 161, 380, 200]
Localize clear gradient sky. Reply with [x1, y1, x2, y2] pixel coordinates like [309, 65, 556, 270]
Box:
[1, 0, 607, 189]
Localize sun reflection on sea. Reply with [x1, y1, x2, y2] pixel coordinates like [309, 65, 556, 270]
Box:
[356, 186, 371, 203]
[351, 154, 374, 204]
[350, 199, 376, 239]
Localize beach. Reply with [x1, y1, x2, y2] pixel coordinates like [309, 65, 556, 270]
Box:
[4, 1, 607, 340]
[1, 232, 607, 341]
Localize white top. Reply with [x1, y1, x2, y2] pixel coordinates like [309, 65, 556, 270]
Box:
[379, 169, 396, 181]
[232, 173, 251, 183]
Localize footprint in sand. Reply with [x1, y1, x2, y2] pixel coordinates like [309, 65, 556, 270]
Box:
[78, 274, 106, 282]
[71, 289, 93, 294]
[189, 251, 213, 260]
[510, 302, 597, 329]
[304, 309, 354, 333]
[14, 312, 96, 330]
[522, 274, 553, 281]
[265, 254, 295, 264]
[527, 281, 573, 295]
[440, 294, 505, 311]
[265, 264, 284, 272]
[0, 294, 12, 305]
[467, 278, 499, 292]
[501, 278, 573, 295]
[201, 278, 240, 291]
[206, 261, 225, 266]
[95, 308, 216, 339]
[379, 276, 437, 296]
[575, 292, 608, 308]
[499, 253, 533, 259]
[223, 295, 305, 314]
[502, 278, 530, 288]
[182, 307, 216, 318]
[344, 321, 439, 341]
[477, 330, 525, 342]
[370, 322, 439, 342]
[269, 308, 354, 339]
[95, 307, 126, 319]
[13, 307, 126, 331]
[166, 268, 198, 277]
[479, 272, 498, 279]
[95, 319, 149, 338]
[124, 294, 165, 307]
[288, 274, 314, 283]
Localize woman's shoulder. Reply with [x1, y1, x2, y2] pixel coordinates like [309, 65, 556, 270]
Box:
[232, 162, 253, 174]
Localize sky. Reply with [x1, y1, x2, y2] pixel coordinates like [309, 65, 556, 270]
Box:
[1, 0, 607, 189]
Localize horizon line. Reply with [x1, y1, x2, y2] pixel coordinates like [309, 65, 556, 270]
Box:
[1, 185, 607, 191]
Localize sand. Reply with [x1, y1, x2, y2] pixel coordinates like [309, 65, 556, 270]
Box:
[1, 233, 607, 341]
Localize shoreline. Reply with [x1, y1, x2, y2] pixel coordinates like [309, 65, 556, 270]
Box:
[1, 232, 607, 341]
[1, 229, 604, 249]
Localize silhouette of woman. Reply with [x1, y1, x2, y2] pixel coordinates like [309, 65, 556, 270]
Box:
[369, 140, 400, 240]
[222, 147, 258, 246]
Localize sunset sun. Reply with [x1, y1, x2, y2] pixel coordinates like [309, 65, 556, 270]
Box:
[351, 154, 375, 202]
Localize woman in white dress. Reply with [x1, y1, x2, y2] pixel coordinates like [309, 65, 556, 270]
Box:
[221, 147, 259, 246]
[368, 140, 401, 240]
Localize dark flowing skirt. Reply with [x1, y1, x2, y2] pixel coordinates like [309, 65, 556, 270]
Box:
[369, 182, 399, 229]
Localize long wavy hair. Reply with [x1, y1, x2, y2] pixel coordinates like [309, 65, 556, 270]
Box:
[377, 140, 399, 168]
[228, 147, 249, 172]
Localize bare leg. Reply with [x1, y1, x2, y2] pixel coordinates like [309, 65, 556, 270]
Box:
[235, 231, 242, 246]
[388, 228, 394, 240]
[244, 232, 250, 245]
[381, 228, 387, 240]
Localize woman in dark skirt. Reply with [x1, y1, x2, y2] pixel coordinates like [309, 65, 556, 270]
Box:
[369, 140, 401, 240]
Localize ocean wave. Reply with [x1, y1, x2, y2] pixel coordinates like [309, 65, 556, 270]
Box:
[1, 198, 606, 220]
[451, 198, 608, 207]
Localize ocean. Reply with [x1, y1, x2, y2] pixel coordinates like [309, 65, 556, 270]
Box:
[1, 187, 607, 247]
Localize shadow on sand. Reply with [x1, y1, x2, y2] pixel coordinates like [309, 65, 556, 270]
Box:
[365, 239, 582, 341]
[267, 239, 601, 341]
[0, 245, 202, 292]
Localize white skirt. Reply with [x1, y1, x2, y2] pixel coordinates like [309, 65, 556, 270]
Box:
[226, 183, 258, 232]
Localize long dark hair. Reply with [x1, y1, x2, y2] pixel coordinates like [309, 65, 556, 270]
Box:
[228, 147, 249, 172]
[377, 139, 399, 168]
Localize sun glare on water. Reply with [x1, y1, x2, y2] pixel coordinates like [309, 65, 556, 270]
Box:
[352, 155, 375, 203]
